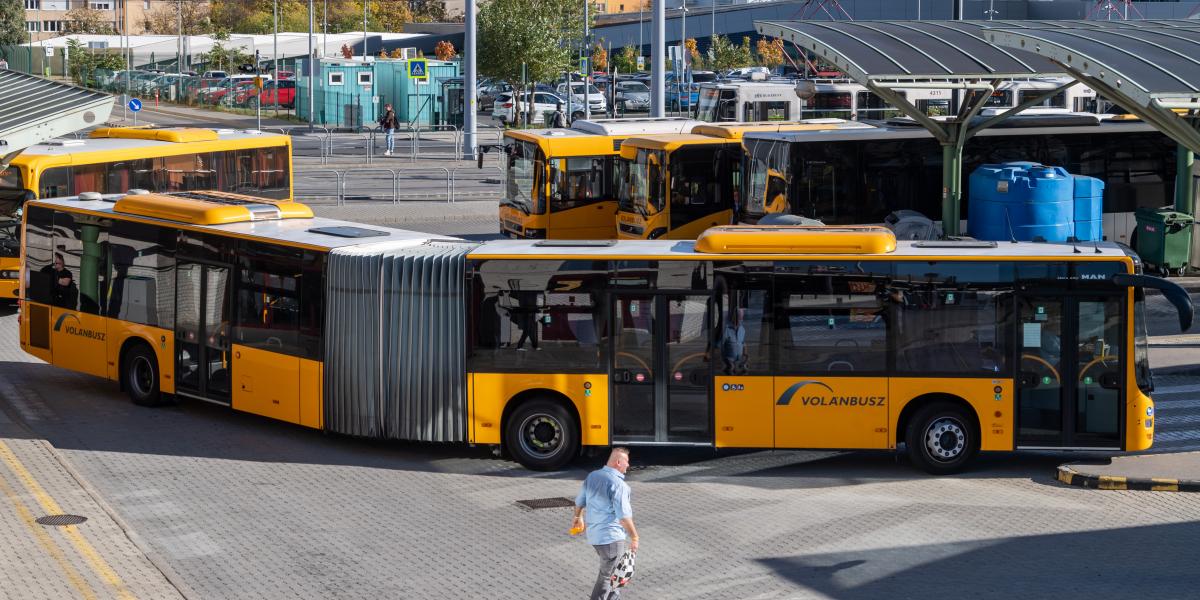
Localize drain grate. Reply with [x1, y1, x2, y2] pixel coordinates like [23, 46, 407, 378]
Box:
[36, 514, 87, 526]
[516, 497, 576, 510]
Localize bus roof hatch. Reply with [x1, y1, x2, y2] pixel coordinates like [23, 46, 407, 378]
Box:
[695, 225, 897, 255]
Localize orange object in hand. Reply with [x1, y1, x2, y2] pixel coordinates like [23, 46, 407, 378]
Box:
[569, 524, 584, 536]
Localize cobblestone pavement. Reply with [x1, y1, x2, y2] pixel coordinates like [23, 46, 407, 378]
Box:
[0, 305, 1198, 599]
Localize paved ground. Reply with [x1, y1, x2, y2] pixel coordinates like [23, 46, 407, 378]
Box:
[0, 292, 1197, 598]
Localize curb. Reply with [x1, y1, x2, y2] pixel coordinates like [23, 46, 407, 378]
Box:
[1056, 464, 1200, 492]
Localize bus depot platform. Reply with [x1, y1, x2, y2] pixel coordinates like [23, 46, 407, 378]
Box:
[1058, 452, 1200, 492]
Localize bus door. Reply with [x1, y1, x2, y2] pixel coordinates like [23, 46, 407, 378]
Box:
[175, 261, 233, 404]
[1016, 294, 1124, 448]
[610, 293, 713, 444]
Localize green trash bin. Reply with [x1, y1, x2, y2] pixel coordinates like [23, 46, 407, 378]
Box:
[1134, 207, 1195, 276]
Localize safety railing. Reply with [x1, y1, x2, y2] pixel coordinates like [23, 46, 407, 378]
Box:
[296, 167, 467, 205]
[450, 165, 504, 204]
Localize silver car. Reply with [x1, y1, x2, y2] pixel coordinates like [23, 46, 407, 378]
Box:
[615, 81, 651, 113]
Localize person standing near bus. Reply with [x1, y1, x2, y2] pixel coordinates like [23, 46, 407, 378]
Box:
[380, 103, 399, 156]
[573, 447, 639, 600]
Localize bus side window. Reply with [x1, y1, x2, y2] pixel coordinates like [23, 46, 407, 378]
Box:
[234, 241, 306, 358]
[108, 220, 177, 328]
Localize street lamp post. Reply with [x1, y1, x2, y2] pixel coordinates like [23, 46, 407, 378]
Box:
[651, 0, 665, 117]
[584, 0, 591, 121]
[309, 0, 315, 130]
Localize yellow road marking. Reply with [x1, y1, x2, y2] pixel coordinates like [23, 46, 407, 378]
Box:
[0, 464, 97, 600]
[0, 440, 135, 600]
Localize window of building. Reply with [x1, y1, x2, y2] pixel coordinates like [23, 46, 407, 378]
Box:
[24, 1, 40, 9]
[469, 260, 608, 373]
[328, 71, 344, 85]
[89, 1, 113, 9]
[42, 21, 65, 33]
[357, 71, 372, 85]
[25, 21, 40, 32]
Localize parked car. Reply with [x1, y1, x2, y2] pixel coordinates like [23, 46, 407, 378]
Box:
[235, 79, 296, 108]
[201, 70, 228, 79]
[555, 81, 606, 116]
[491, 91, 565, 126]
[479, 82, 511, 111]
[614, 80, 651, 113]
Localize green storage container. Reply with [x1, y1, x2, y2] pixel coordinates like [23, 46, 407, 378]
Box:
[1134, 207, 1195, 276]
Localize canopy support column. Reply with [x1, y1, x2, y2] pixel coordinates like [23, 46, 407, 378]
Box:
[1177, 144, 1195, 215]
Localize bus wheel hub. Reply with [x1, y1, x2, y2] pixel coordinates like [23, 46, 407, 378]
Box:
[926, 418, 965, 461]
[525, 416, 561, 452]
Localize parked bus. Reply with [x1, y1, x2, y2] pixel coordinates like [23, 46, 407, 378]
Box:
[696, 78, 1097, 123]
[741, 120, 1185, 244]
[499, 118, 700, 239]
[0, 127, 292, 304]
[616, 120, 874, 240]
[21, 202, 1191, 473]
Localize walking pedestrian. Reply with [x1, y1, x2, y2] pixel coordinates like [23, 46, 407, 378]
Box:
[550, 102, 568, 129]
[573, 447, 639, 600]
[380, 103, 398, 156]
[0, 56, 9, 70]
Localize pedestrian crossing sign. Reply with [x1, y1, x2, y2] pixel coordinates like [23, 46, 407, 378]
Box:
[408, 58, 428, 80]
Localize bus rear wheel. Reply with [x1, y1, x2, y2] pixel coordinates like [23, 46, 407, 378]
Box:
[905, 402, 979, 475]
[505, 399, 579, 471]
[123, 344, 164, 407]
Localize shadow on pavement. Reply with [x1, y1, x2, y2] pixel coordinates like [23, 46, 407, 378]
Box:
[755, 521, 1200, 599]
[0, 361, 1118, 486]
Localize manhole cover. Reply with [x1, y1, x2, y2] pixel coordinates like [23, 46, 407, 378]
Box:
[516, 497, 576, 510]
[36, 514, 87, 526]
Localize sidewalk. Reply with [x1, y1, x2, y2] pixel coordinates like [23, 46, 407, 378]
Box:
[1057, 453, 1200, 492]
[0, 399, 188, 599]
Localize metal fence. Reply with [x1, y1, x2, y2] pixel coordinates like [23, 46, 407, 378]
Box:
[295, 166, 494, 205]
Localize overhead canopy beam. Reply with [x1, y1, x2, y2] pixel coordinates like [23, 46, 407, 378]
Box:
[754, 20, 1069, 235]
[986, 24, 1200, 156]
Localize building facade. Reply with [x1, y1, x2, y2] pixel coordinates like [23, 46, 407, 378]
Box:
[23, 0, 211, 42]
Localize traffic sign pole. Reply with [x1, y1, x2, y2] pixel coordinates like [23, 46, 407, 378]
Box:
[128, 97, 142, 125]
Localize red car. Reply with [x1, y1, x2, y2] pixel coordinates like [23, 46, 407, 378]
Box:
[234, 80, 296, 108]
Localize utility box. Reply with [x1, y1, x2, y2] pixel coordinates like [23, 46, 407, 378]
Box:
[1134, 207, 1194, 276]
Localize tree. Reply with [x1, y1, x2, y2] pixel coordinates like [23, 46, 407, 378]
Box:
[341, 44, 354, 59]
[145, 1, 212, 35]
[389, 47, 405, 59]
[479, 0, 589, 124]
[202, 41, 253, 73]
[683, 37, 702, 70]
[613, 46, 638, 74]
[435, 40, 457, 61]
[708, 35, 740, 72]
[66, 38, 126, 87]
[591, 42, 607, 73]
[738, 36, 755, 69]
[65, 6, 114, 35]
[0, 0, 24, 46]
[371, 0, 413, 32]
[410, 0, 450, 23]
[756, 37, 785, 69]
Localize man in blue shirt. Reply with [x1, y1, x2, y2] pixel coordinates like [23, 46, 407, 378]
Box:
[573, 447, 640, 600]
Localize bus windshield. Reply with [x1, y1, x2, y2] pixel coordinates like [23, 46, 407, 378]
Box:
[620, 148, 665, 216]
[0, 166, 22, 205]
[504, 140, 544, 215]
[744, 139, 790, 218]
[696, 88, 737, 122]
[1135, 289, 1152, 393]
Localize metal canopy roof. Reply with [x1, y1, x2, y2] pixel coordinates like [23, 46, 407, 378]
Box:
[986, 21, 1200, 154]
[0, 70, 113, 163]
[754, 20, 1066, 82]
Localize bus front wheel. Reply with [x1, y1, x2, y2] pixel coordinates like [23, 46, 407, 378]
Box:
[905, 402, 979, 475]
[123, 344, 164, 407]
[505, 399, 580, 471]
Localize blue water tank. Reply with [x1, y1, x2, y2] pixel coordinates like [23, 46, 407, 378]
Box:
[968, 162, 1074, 242]
[1072, 175, 1105, 242]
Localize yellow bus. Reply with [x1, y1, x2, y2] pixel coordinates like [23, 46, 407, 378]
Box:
[21, 207, 1191, 473]
[616, 121, 873, 241]
[0, 127, 292, 304]
[499, 118, 699, 240]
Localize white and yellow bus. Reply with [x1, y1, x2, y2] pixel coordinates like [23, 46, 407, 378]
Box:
[20, 199, 1190, 473]
[0, 127, 292, 303]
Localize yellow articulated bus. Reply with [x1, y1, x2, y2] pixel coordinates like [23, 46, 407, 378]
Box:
[21, 206, 1191, 473]
[499, 118, 699, 240]
[0, 127, 292, 303]
[616, 121, 874, 241]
